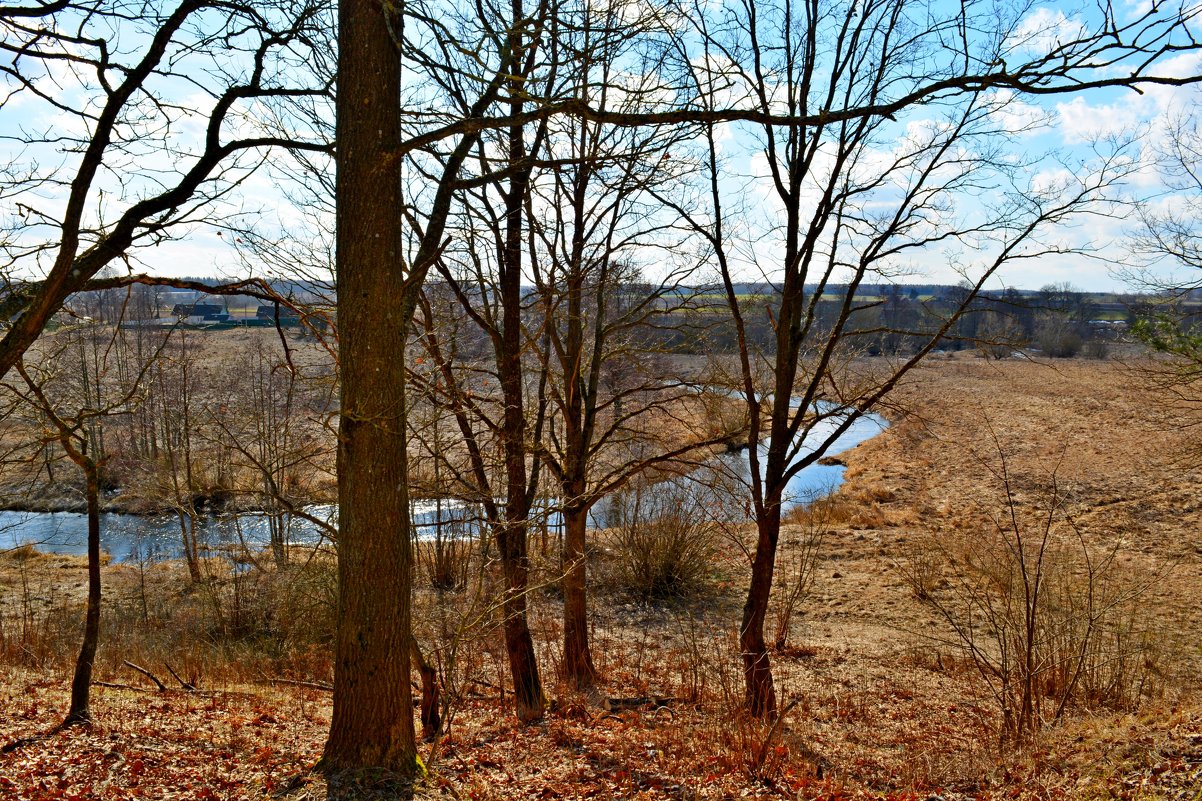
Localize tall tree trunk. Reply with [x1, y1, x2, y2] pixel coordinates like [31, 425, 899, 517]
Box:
[64, 464, 102, 726]
[740, 496, 782, 718]
[558, 174, 597, 689]
[497, 519, 544, 721]
[497, 315, 543, 720]
[496, 202, 545, 720]
[321, 0, 418, 774]
[561, 496, 597, 689]
[492, 0, 544, 723]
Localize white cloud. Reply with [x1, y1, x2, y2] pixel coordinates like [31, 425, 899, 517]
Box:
[1008, 8, 1088, 55]
[1055, 96, 1141, 144]
[986, 90, 1050, 138]
[1029, 166, 1076, 196]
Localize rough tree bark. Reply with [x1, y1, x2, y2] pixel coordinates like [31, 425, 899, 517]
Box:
[320, 0, 419, 774]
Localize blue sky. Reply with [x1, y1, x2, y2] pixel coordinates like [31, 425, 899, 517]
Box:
[2, 1, 1200, 294]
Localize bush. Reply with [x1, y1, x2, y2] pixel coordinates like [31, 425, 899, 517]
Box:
[417, 515, 475, 592]
[901, 460, 1163, 746]
[607, 482, 719, 600]
[1035, 314, 1083, 357]
[1082, 339, 1109, 359]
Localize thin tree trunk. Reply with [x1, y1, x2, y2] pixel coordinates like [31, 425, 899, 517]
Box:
[410, 638, 441, 741]
[64, 465, 102, 726]
[269, 508, 288, 571]
[177, 512, 202, 584]
[561, 499, 597, 689]
[740, 506, 781, 718]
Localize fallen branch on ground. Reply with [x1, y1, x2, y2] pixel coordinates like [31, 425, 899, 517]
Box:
[163, 662, 196, 691]
[604, 696, 679, 712]
[260, 675, 333, 692]
[123, 660, 166, 691]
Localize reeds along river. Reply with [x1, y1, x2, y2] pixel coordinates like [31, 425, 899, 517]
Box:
[0, 411, 886, 563]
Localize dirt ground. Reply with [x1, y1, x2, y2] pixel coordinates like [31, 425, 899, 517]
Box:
[832, 354, 1202, 669]
[2, 353, 1201, 800]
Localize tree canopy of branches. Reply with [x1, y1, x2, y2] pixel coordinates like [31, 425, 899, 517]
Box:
[0, 0, 332, 379]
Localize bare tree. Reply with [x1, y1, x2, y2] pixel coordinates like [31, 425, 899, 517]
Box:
[668, 0, 1166, 717]
[414, 208, 553, 724]
[2, 307, 163, 726]
[0, 0, 332, 380]
[526, 94, 733, 687]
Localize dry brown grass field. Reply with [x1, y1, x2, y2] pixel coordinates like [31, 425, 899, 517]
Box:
[0, 327, 339, 514]
[1, 353, 1200, 800]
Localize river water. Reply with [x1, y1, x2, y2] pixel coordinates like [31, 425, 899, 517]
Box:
[0, 411, 885, 562]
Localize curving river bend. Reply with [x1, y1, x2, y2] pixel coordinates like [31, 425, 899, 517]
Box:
[0, 411, 886, 562]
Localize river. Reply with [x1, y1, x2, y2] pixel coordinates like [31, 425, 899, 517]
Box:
[0, 410, 885, 562]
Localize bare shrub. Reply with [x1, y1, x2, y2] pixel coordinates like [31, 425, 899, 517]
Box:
[607, 481, 719, 600]
[417, 512, 475, 592]
[903, 453, 1165, 746]
[771, 493, 835, 650]
[1035, 314, 1083, 358]
[976, 311, 1026, 359]
[61, 548, 341, 685]
[900, 539, 942, 603]
[1, 543, 41, 562]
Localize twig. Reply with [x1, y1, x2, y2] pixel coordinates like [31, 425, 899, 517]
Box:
[93, 681, 145, 691]
[163, 662, 196, 691]
[123, 660, 166, 691]
[752, 698, 801, 773]
[263, 676, 334, 692]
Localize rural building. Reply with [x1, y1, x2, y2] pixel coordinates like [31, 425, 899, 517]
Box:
[171, 303, 229, 323]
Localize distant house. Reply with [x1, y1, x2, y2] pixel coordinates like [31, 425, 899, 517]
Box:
[174, 303, 229, 322]
[172, 303, 225, 319]
[256, 305, 301, 325]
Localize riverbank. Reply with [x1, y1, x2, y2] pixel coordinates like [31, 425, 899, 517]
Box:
[2, 353, 1200, 799]
[0, 392, 863, 562]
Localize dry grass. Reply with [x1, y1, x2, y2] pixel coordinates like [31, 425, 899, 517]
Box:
[0, 327, 339, 514]
[2, 354, 1202, 798]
